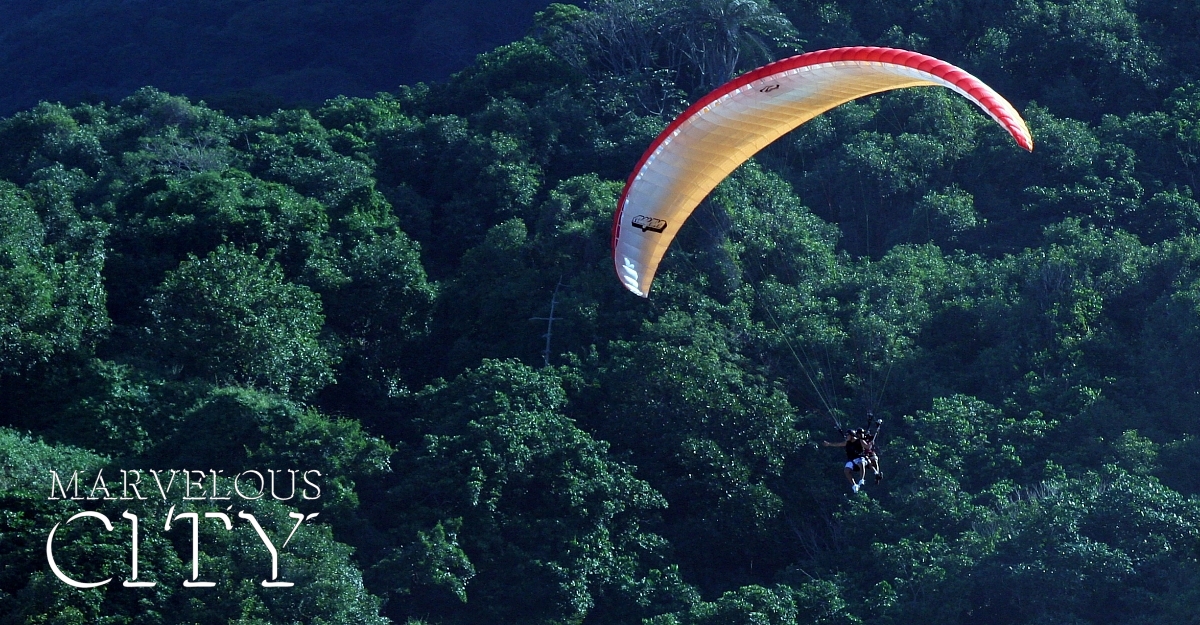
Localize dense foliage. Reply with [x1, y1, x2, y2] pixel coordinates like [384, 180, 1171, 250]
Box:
[4, 1, 1200, 623]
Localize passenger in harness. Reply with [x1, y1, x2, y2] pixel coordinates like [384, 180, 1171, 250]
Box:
[860, 426, 882, 485]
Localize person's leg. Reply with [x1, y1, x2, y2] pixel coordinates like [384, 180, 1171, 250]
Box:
[844, 461, 859, 491]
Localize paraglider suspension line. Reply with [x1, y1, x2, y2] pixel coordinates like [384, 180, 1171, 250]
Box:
[530, 277, 564, 368]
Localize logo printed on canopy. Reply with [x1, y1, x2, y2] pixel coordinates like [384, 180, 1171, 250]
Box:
[631, 215, 667, 233]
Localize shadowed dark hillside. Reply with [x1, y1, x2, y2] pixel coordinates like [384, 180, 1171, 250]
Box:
[0, 0, 554, 116]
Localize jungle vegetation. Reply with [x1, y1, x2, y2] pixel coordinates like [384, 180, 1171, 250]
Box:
[4, 1, 1200, 624]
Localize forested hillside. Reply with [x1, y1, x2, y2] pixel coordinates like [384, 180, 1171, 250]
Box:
[4, 1, 1200, 624]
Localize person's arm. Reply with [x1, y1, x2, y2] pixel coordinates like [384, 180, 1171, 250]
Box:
[822, 440, 847, 447]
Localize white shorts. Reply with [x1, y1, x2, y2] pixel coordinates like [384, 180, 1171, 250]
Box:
[845, 457, 865, 469]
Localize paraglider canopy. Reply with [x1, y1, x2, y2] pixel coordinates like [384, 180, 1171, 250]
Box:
[611, 46, 1033, 297]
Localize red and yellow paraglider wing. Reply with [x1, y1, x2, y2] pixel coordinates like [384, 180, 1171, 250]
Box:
[612, 47, 1032, 297]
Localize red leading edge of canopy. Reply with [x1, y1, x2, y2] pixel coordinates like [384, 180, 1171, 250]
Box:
[610, 46, 1033, 274]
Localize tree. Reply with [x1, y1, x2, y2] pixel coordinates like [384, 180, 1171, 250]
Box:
[550, 0, 799, 113]
[581, 307, 808, 586]
[146, 244, 335, 397]
[0, 180, 107, 375]
[374, 359, 685, 624]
